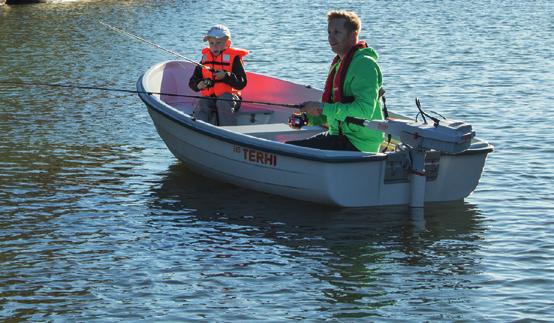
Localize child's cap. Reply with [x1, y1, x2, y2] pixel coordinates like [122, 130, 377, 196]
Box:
[203, 25, 231, 41]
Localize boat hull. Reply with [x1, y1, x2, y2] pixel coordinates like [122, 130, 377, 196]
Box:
[138, 61, 493, 207]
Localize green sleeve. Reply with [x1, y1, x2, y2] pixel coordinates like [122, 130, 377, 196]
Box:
[307, 113, 326, 126]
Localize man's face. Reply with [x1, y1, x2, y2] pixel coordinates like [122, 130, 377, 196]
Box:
[328, 18, 355, 56]
[207, 37, 229, 56]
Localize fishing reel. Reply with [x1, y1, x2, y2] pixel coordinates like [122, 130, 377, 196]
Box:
[201, 78, 214, 88]
[288, 112, 308, 129]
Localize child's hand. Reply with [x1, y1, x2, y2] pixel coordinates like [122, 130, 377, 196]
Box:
[213, 70, 228, 80]
[197, 79, 213, 89]
[197, 80, 207, 90]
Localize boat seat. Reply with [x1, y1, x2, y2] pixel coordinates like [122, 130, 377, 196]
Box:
[221, 123, 323, 142]
[235, 105, 274, 125]
[168, 101, 274, 125]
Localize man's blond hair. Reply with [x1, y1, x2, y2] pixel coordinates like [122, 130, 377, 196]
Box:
[327, 10, 361, 34]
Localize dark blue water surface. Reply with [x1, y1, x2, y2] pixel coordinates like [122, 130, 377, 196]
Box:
[1, 0, 553, 321]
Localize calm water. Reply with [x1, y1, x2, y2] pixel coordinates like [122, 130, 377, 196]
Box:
[1, 0, 553, 321]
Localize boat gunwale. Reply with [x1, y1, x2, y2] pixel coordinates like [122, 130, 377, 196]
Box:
[137, 64, 493, 163]
[138, 89, 386, 163]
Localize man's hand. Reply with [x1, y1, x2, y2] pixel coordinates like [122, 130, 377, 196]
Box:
[213, 70, 228, 80]
[300, 101, 323, 116]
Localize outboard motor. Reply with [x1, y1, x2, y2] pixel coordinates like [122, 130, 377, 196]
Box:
[346, 99, 475, 207]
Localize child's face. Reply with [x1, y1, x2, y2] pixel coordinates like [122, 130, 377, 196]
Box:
[207, 37, 229, 56]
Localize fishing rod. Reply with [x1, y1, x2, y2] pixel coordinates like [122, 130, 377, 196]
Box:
[99, 21, 211, 70]
[0, 80, 302, 109]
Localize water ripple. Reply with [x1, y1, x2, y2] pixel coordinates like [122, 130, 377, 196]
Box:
[1, 0, 554, 321]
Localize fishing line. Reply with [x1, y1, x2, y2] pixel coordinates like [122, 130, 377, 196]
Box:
[0, 80, 302, 109]
[99, 21, 211, 70]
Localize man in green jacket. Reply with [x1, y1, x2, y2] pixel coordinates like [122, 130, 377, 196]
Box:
[288, 10, 384, 152]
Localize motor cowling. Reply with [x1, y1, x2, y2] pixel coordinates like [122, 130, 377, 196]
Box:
[394, 118, 475, 154]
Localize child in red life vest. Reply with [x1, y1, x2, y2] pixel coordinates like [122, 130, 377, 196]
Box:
[189, 25, 249, 126]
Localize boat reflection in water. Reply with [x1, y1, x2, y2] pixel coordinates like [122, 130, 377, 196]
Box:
[147, 162, 486, 316]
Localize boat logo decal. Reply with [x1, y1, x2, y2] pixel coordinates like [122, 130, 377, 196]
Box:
[234, 145, 277, 167]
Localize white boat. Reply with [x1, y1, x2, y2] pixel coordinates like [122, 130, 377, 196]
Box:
[137, 60, 493, 207]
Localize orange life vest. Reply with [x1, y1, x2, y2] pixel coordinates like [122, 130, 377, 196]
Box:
[200, 47, 249, 97]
